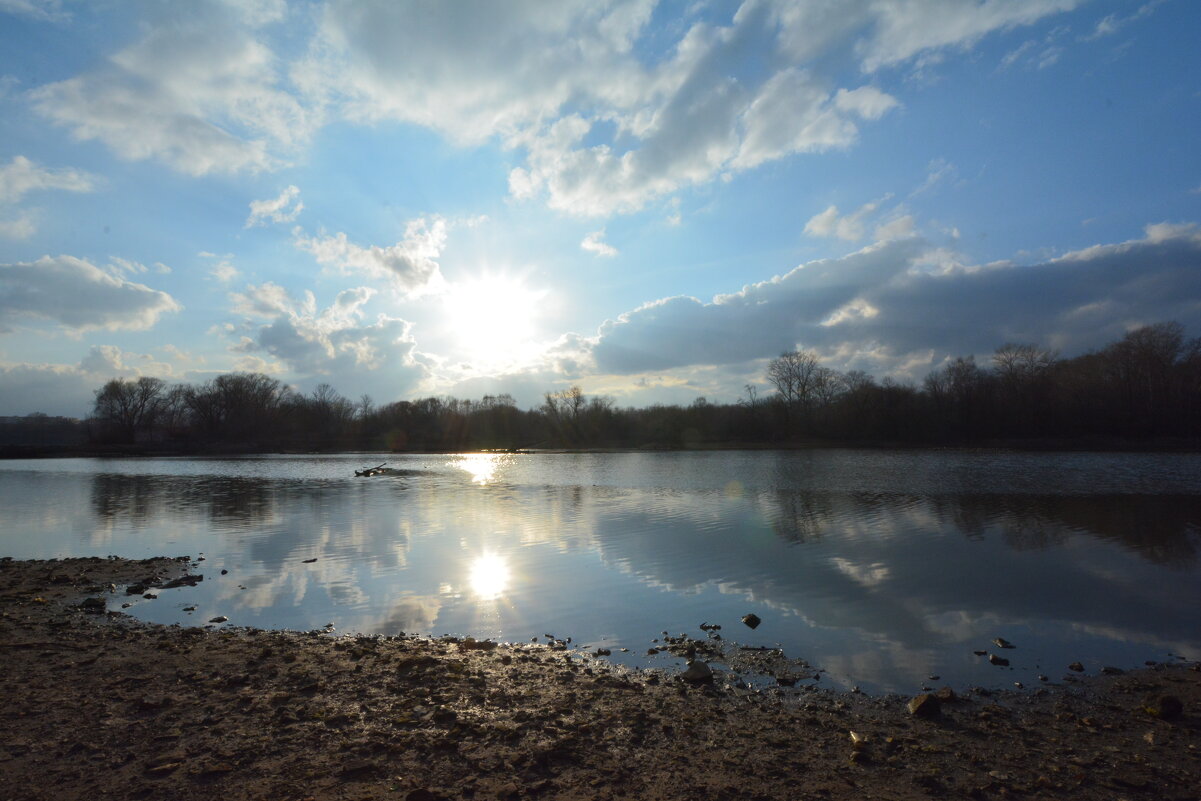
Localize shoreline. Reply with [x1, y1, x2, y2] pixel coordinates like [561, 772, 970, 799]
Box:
[2, 556, 1199, 800]
[5, 435, 1201, 460]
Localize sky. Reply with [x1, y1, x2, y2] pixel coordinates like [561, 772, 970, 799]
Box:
[1, 0, 1199, 417]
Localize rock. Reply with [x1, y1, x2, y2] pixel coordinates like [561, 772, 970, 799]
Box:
[159, 574, 202, 589]
[680, 660, 714, 684]
[989, 653, 1009, 666]
[125, 583, 147, 595]
[302, 558, 317, 563]
[935, 686, 957, 702]
[594, 648, 611, 656]
[741, 613, 762, 629]
[1101, 666, 1124, 675]
[209, 615, 228, 624]
[973, 650, 987, 656]
[142, 593, 158, 599]
[183, 606, 196, 612]
[459, 637, 497, 650]
[993, 637, 1015, 649]
[1068, 661, 1085, 672]
[907, 693, 941, 718]
[1144, 694, 1183, 720]
[80, 597, 106, 613]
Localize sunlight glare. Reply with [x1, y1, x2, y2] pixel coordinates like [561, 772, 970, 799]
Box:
[456, 453, 501, 485]
[443, 275, 544, 370]
[468, 553, 510, 602]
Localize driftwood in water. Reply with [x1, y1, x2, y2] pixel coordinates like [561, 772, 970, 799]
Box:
[355, 462, 387, 477]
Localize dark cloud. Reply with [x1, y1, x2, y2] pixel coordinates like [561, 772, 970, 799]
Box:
[586, 225, 1201, 378]
[0, 255, 180, 332]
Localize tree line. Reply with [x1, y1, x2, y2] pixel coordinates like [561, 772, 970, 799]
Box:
[4, 321, 1198, 455]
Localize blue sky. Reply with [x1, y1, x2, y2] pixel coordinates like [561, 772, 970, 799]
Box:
[1, 0, 1199, 416]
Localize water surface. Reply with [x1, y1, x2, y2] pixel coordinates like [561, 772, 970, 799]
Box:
[2, 450, 1199, 693]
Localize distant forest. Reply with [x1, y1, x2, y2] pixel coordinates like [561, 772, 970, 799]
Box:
[3, 322, 1199, 454]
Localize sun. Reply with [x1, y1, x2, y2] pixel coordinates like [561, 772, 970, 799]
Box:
[442, 274, 545, 370]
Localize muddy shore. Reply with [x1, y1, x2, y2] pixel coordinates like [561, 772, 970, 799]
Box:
[1, 556, 1198, 800]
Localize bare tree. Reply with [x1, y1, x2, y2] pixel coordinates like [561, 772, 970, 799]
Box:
[92, 376, 166, 442]
[766, 349, 821, 409]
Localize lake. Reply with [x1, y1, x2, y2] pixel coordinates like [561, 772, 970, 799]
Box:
[2, 450, 1199, 693]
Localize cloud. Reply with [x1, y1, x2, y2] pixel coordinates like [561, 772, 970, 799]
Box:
[0, 345, 178, 416]
[293, 216, 448, 295]
[0, 0, 66, 21]
[0, 156, 96, 238]
[0, 214, 35, 240]
[245, 185, 302, 227]
[0, 155, 95, 204]
[910, 158, 958, 197]
[1084, 1, 1164, 40]
[804, 202, 880, 241]
[228, 282, 428, 399]
[31, 2, 313, 175]
[581, 228, 618, 257]
[307, 0, 1064, 217]
[576, 222, 1201, 380]
[0, 255, 181, 333]
[855, 0, 1083, 72]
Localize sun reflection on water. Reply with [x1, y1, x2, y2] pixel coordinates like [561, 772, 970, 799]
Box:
[455, 453, 502, 485]
[468, 552, 510, 601]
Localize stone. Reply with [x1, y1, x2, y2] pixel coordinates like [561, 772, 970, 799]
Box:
[1144, 694, 1183, 720]
[80, 597, 106, 613]
[935, 686, 957, 702]
[209, 615, 228, 624]
[1068, 661, 1085, 672]
[993, 637, 1015, 649]
[459, 637, 497, 650]
[988, 653, 1009, 666]
[741, 613, 762, 629]
[680, 660, 714, 683]
[908, 693, 941, 718]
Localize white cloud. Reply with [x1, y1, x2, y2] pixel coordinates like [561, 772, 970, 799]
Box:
[874, 214, 916, 241]
[804, 202, 880, 241]
[910, 158, 958, 197]
[212, 261, 240, 283]
[0, 0, 66, 21]
[581, 228, 618, 257]
[0, 255, 181, 333]
[0, 156, 96, 238]
[0, 214, 35, 240]
[245, 184, 303, 227]
[0, 156, 95, 204]
[228, 282, 428, 400]
[856, 0, 1083, 72]
[32, 2, 314, 175]
[1084, 1, 1164, 40]
[307, 0, 1066, 217]
[293, 216, 448, 295]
